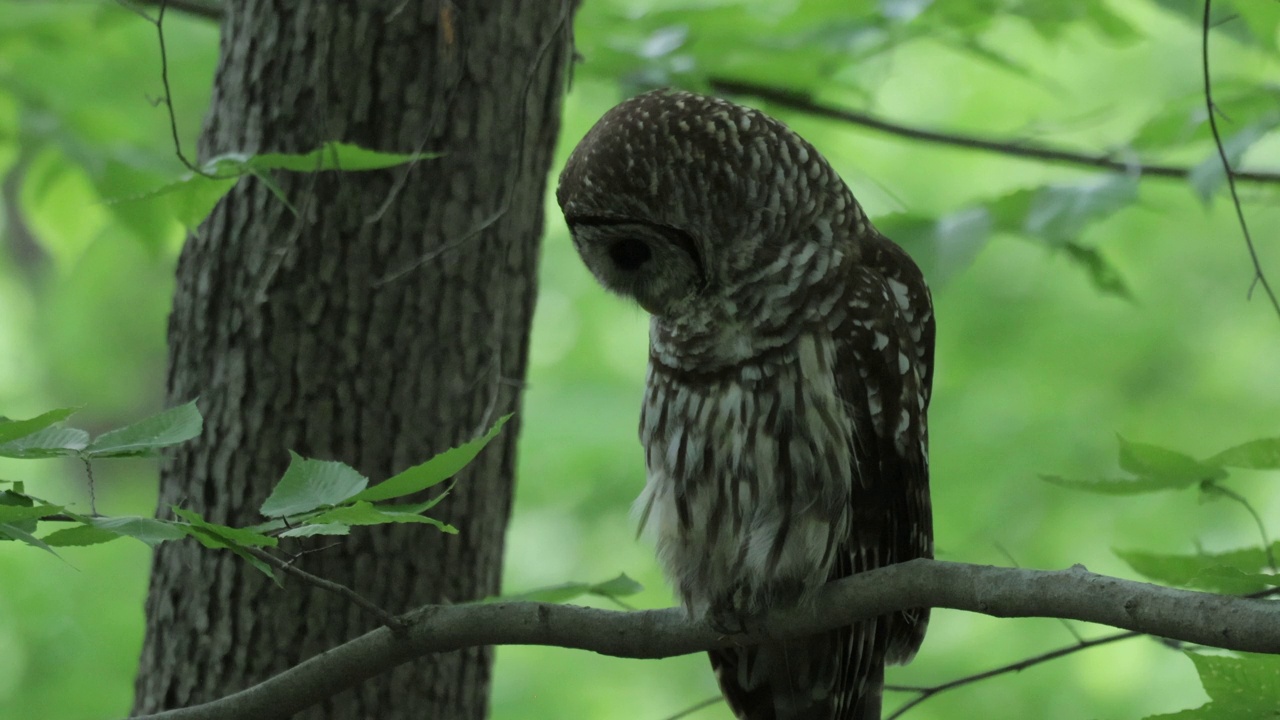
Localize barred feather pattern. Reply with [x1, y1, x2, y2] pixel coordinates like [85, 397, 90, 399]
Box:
[557, 89, 934, 720]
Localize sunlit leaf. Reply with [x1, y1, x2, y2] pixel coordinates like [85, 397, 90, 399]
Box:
[351, 415, 511, 503]
[0, 426, 90, 459]
[259, 452, 369, 518]
[82, 515, 187, 546]
[0, 407, 77, 444]
[1118, 436, 1227, 483]
[1206, 438, 1280, 470]
[84, 400, 203, 458]
[309, 501, 457, 534]
[0, 502, 63, 524]
[0, 522, 60, 557]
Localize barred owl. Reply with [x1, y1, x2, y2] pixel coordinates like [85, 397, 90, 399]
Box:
[557, 89, 934, 720]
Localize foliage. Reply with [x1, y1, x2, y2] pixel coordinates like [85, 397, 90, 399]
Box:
[0, 404, 508, 582]
[0, 0, 1279, 719]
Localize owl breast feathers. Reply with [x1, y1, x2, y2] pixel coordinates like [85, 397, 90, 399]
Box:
[557, 88, 934, 720]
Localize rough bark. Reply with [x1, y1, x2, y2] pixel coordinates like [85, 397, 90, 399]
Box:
[132, 2, 573, 718]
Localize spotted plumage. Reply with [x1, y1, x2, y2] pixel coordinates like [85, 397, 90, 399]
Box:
[558, 89, 934, 720]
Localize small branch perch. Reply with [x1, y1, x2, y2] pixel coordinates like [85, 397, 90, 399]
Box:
[710, 78, 1280, 185]
[129, 559, 1280, 720]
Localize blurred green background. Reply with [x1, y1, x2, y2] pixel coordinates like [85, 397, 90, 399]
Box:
[1, 1, 1278, 719]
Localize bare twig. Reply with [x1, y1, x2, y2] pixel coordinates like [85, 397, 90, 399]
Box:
[127, 560, 1280, 720]
[885, 630, 1137, 719]
[1201, 482, 1277, 571]
[1201, 0, 1280, 321]
[709, 78, 1280, 186]
[659, 695, 723, 720]
[244, 547, 408, 636]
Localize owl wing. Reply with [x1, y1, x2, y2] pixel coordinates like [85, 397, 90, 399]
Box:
[834, 232, 935, 683]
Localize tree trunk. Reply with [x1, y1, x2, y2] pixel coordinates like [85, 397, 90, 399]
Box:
[132, 2, 573, 717]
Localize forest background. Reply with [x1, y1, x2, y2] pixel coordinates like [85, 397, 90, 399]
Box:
[0, 1, 1278, 719]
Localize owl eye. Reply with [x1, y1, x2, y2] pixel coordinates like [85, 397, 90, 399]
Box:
[608, 238, 652, 271]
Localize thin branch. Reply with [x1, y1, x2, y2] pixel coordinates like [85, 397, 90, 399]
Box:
[244, 548, 408, 636]
[1201, 482, 1277, 571]
[659, 695, 723, 720]
[885, 630, 1137, 719]
[708, 78, 1280, 186]
[127, 559, 1280, 720]
[1201, 0, 1280, 321]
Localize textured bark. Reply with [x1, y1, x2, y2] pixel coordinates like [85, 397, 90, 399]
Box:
[132, 2, 573, 718]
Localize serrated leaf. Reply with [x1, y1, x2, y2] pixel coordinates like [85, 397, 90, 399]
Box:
[589, 573, 644, 598]
[1206, 437, 1280, 470]
[1041, 474, 1183, 495]
[84, 400, 203, 458]
[308, 501, 457, 534]
[1118, 436, 1227, 483]
[351, 415, 510, 503]
[259, 452, 369, 518]
[278, 522, 351, 538]
[1188, 566, 1280, 595]
[41, 524, 122, 547]
[172, 507, 278, 548]
[0, 503, 63, 524]
[248, 142, 438, 173]
[0, 522, 60, 557]
[0, 408, 77, 444]
[1115, 543, 1280, 592]
[0, 426, 90, 458]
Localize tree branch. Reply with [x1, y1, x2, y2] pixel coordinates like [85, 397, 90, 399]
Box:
[709, 78, 1280, 185]
[128, 559, 1280, 720]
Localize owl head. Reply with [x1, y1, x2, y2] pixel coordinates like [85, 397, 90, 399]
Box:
[556, 89, 864, 321]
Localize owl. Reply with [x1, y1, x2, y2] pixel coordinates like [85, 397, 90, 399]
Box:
[557, 89, 934, 720]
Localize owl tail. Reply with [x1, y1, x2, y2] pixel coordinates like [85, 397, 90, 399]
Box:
[709, 620, 884, 720]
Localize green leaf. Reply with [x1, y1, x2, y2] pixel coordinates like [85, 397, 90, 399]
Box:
[1019, 176, 1138, 246]
[1118, 436, 1227, 483]
[0, 425, 90, 459]
[590, 573, 645, 598]
[247, 141, 438, 173]
[1061, 242, 1133, 300]
[309, 501, 457, 534]
[1145, 652, 1280, 718]
[278, 522, 351, 538]
[83, 515, 188, 546]
[0, 522, 60, 557]
[41, 524, 122, 547]
[172, 507, 278, 548]
[1115, 543, 1280, 593]
[351, 415, 511, 503]
[0, 407, 77, 444]
[1206, 437, 1280, 470]
[0, 502, 63, 524]
[1187, 111, 1280, 203]
[259, 452, 369, 518]
[1042, 474, 1191, 495]
[84, 400, 203, 458]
